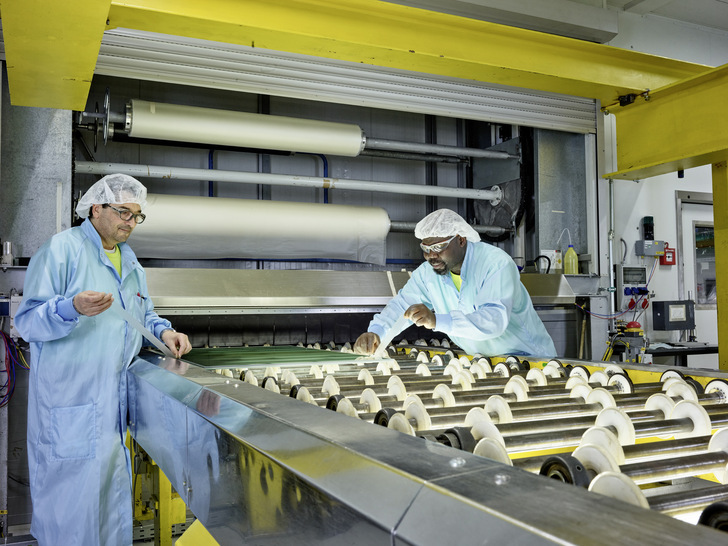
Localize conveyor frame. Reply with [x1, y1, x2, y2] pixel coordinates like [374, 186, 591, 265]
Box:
[127, 352, 727, 545]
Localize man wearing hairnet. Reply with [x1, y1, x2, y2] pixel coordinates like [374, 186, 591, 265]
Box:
[15, 174, 192, 546]
[354, 209, 556, 357]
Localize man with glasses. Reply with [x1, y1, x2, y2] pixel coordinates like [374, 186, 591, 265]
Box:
[15, 173, 191, 546]
[354, 208, 555, 358]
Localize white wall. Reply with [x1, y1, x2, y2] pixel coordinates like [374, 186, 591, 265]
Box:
[600, 11, 727, 357]
[608, 11, 728, 66]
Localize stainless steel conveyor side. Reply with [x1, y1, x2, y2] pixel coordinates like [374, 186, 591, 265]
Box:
[127, 353, 725, 545]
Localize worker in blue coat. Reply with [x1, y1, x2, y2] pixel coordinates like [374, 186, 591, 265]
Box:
[354, 209, 556, 357]
[15, 174, 192, 546]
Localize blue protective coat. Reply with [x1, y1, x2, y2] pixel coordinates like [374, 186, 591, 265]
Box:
[15, 219, 172, 546]
[369, 241, 556, 357]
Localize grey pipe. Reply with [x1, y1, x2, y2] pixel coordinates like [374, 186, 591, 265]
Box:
[365, 137, 519, 160]
[608, 178, 616, 328]
[390, 221, 509, 236]
[75, 162, 503, 202]
[360, 149, 466, 163]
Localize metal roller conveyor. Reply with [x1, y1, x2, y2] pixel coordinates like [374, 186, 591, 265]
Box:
[322, 374, 687, 435]
[512, 429, 728, 475]
[648, 483, 728, 518]
[622, 434, 725, 462]
[587, 471, 728, 528]
[129, 346, 728, 541]
[564, 430, 728, 512]
[334, 374, 579, 425]
[471, 400, 717, 457]
[621, 452, 728, 485]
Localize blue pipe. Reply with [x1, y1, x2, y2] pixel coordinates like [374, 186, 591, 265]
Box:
[318, 154, 330, 204]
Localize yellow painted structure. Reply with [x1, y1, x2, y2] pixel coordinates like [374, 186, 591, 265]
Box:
[607, 64, 728, 181]
[0, 0, 111, 109]
[128, 436, 187, 545]
[176, 520, 219, 546]
[0, 0, 711, 110]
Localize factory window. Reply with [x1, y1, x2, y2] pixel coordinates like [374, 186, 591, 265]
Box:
[694, 223, 716, 306]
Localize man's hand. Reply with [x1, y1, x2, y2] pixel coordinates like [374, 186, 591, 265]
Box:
[353, 332, 381, 355]
[405, 304, 436, 329]
[161, 330, 192, 358]
[73, 291, 114, 316]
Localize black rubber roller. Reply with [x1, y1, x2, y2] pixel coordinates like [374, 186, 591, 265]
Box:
[417, 432, 439, 443]
[441, 427, 477, 452]
[539, 455, 590, 488]
[374, 407, 399, 427]
[261, 376, 278, 389]
[289, 384, 303, 398]
[326, 394, 345, 411]
[505, 355, 523, 372]
[684, 376, 705, 395]
[698, 501, 728, 532]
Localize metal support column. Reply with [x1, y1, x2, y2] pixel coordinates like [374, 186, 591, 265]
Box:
[152, 462, 173, 546]
[713, 161, 728, 371]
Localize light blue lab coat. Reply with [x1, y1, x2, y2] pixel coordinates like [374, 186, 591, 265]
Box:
[369, 241, 556, 357]
[15, 219, 172, 546]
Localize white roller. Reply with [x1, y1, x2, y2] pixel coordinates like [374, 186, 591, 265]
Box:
[589, 472, 650, 508]
[130, 193, 390, 264]
[336, 398, 360, 419]
[129, 99, 365, 156]
[473, 438, 512, 465]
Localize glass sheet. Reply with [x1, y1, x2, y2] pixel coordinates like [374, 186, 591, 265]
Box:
[184, 346, 361, 368]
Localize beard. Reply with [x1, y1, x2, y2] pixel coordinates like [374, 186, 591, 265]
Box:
[428, 258, 448, 275]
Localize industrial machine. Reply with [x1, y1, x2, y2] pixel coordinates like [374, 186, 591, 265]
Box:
[121, 270, 728, 544]
[128, 343, 728, 545]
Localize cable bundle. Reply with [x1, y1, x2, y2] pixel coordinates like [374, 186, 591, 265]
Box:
[1, 331, 29, 407]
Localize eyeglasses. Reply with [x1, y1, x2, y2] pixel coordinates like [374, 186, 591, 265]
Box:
[420, 235, 457, 254]
[104, 204, 146, 224]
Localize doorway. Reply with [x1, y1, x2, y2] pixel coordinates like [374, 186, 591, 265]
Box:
[677, 193, 718, 368]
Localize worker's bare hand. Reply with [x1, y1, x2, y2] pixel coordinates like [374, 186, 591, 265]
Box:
[405, 304, 436, 329]
[354, 332, 380, 355]
[161, 330, 192, 358]
[73, 291, 114, 316]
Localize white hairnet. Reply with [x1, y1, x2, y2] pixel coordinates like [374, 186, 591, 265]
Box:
[75, 174, 148, 218]
[414, 209, 481, 242]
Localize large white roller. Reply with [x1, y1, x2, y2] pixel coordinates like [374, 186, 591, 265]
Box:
[128, 100, 365, 156]
[129, 194, 390, 264]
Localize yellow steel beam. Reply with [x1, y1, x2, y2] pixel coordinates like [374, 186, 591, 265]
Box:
[606, 63, 728, 180]
[0, 0, 111, 109]
[104, 0, 708, 106]
[0, 0, 711, 110]
[713, 161, 728, 372]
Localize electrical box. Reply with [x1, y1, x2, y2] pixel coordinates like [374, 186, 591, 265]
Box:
[635, 240, 665, 257]
[652, 300, 695, 330]
[1, 294, 24, 338]
[614, 264, 648, 310]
